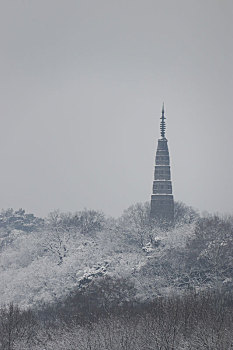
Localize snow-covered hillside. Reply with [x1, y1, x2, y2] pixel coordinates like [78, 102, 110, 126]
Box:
[0, 203, 232, 309]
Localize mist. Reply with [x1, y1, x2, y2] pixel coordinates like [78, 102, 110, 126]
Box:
[0, 0, 232, 217]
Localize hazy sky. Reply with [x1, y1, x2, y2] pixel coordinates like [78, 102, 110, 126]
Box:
[0, 0, 232, 217]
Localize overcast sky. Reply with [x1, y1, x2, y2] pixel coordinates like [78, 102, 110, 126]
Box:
[0, 0, 232, 217]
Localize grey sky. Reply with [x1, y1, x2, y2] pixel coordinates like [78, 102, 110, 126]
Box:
[0, 0, 232, 217]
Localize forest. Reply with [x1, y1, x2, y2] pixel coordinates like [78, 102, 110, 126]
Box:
[0, 202, 233, 349]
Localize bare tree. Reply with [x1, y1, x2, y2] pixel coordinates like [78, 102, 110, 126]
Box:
[0, 304, 36, 350]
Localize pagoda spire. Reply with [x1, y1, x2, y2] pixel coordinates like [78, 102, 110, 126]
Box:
[160, 103, 166, 139]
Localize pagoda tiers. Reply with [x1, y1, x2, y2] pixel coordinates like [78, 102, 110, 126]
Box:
[150, 104, 174, 223]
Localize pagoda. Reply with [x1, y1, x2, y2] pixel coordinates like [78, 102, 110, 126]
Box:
[150, 104, 174, 224]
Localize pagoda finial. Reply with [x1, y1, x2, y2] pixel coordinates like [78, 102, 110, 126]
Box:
[160, 103, 166, 138]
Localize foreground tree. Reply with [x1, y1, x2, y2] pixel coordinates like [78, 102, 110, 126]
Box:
[0, 304, 36, 350]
